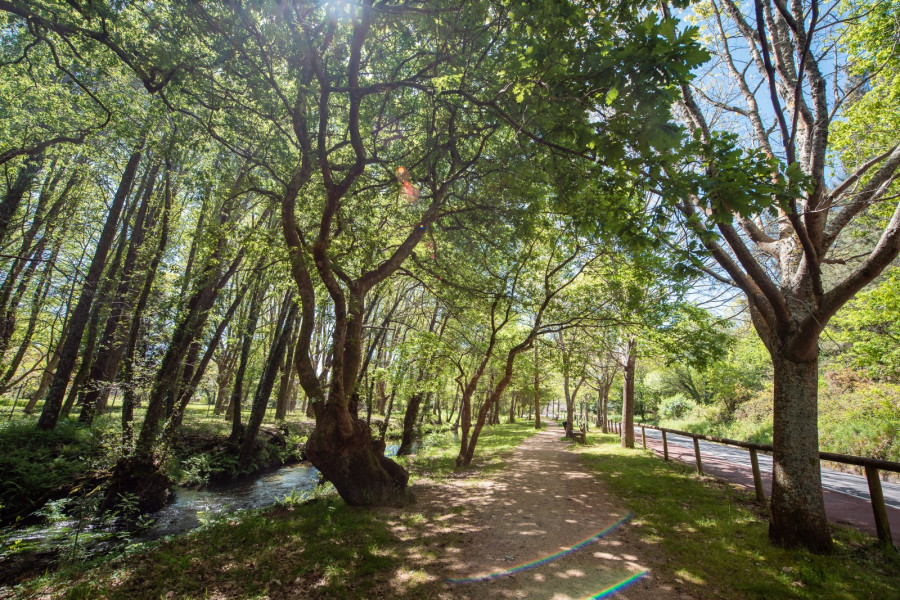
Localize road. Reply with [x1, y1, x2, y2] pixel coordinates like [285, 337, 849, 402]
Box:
[632, 426, 900, 538]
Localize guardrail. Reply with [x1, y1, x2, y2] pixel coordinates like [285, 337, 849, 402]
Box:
[604, 419, 899, 548]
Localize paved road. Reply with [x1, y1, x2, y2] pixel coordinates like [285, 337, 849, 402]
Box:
[632, 426, 900, 538]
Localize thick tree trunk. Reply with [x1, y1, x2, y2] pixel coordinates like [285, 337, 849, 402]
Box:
[621, 337, 636, 449]
[768, 348, 832, 551]
[305, 401, 410, 505]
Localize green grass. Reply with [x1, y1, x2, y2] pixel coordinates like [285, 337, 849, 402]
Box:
[6, 423, 539, 598]
[578, 433, 900, 599]
[31, 499, 419, 600]
[397, 421, 540, 480]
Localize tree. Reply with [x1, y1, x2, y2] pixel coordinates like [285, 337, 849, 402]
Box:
[670, 0, 900, 550]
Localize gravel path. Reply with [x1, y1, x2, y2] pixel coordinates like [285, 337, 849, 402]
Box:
[404, 426, 700, 600]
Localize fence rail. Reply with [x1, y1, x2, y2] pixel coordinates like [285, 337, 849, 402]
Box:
[603, 420, 899, 548]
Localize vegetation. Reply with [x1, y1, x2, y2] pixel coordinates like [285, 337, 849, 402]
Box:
[0, 0, 898, 584]
[579, 434, 900, 599]
[5, 424, 537, 599]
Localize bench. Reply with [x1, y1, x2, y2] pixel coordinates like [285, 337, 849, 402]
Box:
[571, 424, 587, 444]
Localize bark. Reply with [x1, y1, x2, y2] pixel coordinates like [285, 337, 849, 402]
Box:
[533, 344, 541, 429]
[767, 344, 832, 551]
[620, 337, 636, 449]
[0, 247, 55, 392]
[37, 149, 142, 429]
[0, 165, 72, 352]
[228, 277, 267, 444]
[397, 391, 423, 456]
[63, 196, 137, 420]
[397, 307, 444, 455]
[238, 295, 297, 467]
[274, 314, 300, 421]
[121, 174, 172, 444]
[79, 162, 160, 423]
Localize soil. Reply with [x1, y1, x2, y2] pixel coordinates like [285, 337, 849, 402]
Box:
[380, 425, 702, 600]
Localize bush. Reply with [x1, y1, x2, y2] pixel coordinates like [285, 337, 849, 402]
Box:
[659, 394, 695, 420]
[0, 419, 107, 523]
[819, 381, 900, 462]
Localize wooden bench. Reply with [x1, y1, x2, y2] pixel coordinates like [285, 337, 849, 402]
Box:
[571, 424, 587, 444]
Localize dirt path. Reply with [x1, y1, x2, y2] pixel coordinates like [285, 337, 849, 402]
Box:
[401, 426, 700, 600]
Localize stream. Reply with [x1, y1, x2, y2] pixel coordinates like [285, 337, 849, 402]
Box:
[0, 444, 405, 584]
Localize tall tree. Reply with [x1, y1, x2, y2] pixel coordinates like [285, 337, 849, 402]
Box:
[670, 0, 900, 551]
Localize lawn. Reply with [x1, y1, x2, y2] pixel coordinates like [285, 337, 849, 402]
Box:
[577, 433, 900, 599]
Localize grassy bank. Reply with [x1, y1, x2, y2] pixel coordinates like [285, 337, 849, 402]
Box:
[2, 422, 538, 599]
[647, 379, 900, 465]
[577, 433, 900, 599]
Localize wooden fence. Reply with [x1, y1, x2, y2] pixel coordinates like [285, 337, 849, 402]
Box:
[602, 420, 899, 548]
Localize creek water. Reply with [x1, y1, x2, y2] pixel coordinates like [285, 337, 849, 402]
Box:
[0, 462, 320, 575]
[0, 444, 404, 582]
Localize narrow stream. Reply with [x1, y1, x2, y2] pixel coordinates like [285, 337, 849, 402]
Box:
[0, 444, 404, 582]
[146, 462, 319, 538]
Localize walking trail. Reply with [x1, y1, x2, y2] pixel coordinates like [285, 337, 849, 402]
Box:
[384, 425, 700, 600]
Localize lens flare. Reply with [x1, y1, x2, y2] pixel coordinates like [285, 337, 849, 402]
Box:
[582, 570, 648, 599]
[396, 166, 420, 202]
[446, 512, 633, 584]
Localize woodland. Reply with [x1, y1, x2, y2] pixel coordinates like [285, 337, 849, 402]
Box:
[1, 0, 899, 584]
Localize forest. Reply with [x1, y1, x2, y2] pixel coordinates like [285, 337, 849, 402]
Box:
[1, 0, 899, 594]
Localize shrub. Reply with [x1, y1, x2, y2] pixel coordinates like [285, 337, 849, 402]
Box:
[659, 394, 695, 420]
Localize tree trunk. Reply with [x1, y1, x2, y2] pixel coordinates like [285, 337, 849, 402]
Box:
[397, 391, 423, 456]
[274, 314, 300, 421]
[37, 149, 142, 429]
[0, 156, 41, 247]
[79, 162, 161, 423]
[228, 278, 267, 444]
[120, 179, 172, 444]
[768, 347, 832, 551]
[533, 344, 541, 429]
[621, 337, 635, 449]
[238, 295, 297, 467]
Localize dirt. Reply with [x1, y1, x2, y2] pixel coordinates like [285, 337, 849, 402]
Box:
[382, 425, 702, 600]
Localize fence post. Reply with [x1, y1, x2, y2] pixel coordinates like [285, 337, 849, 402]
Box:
[641, 425, 646, 449]
[749, 448, 765, 502]
[662, 430, 669, 461]
[865, 466, 894, 548]
[693, 436, 703, 475]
